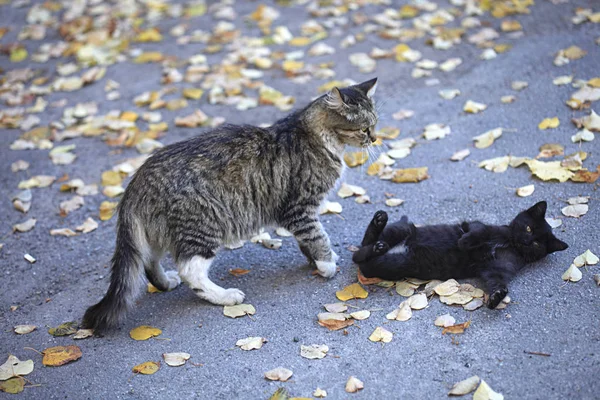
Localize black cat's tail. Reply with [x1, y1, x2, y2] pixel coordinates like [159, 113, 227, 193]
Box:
[82, 210, 145, 333]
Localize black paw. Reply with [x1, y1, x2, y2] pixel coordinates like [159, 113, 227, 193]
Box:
[373, 210, 388, 228]
[487, 288, 509, 309]
[373, 241, 389, 255]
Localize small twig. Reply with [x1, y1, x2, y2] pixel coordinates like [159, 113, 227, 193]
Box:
[524, 350, 551, 357]
[190, 362, 204, 367]
[24, 347, 43, 355]
[152, 337, 171, 341]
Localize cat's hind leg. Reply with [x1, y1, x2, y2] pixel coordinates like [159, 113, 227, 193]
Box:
[177, 255, 245, 305]
[379, 216, 416, 248]
[145, 253, 181, 292]
[361, 210, 388, 246]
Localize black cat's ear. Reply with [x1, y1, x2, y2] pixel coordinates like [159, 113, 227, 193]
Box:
[325, 87, 347, 110]
[355, 78, 378, 98]
[547, 237, 568, 253]
[527, 201, 547, 219]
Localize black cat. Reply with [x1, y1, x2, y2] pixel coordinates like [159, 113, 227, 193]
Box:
[353, 201, 568, 309]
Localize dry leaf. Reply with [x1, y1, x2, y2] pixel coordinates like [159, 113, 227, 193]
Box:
[236, 337, 266, 351]
[537, 144, 564, 159]
[76, 218, 98, 233]
[376, 127, 400, 140]
[538, 117, 560, 130]
[434, 314, 456, 328]
[0, 377, 24, 394]
[369, 326, 393, 343]
[385, 198, 404, 207]
[300, 344, 328, 359]
[73, 329, 93, 340]
[516, 185, 535, 197]
[60, 196, 84, 215]
[0, 355, 34, 380]
[13, 325, 36, 335]
[42, 345, 82, 367]
[440, 291, 474, 305]
[473, 128, 502, 149]
[449, 375, 481, 396]
[319, 200, 342, 215]
[463, 298, 485, 311]
[396, 281, 418, 297]
[343, 152, 368, 167]
[48, 321, 77, 336]
[442, 320, 472, 335]
[337, 183, 366, 198]
[50, 228, 77, 237]
[473, 379, 504, 400]
[99, 201, 118, 221]
[439, 89, 461, 100]
[407, 293, 428, 310]
[561, 204, 588, 218]
[451, 149, 470, 161]
[423, 123, 450, 140]
[13, 218, 36, 233]
[350, 310, 371, 320]
[163, 353, 190, 367]
[391, 167, 429, 183]
[345, 376, 364, 393]
[223, 304, 256, 318]
[434, 279, 460, 296]
[553, 75, 573, 85]
[573, 250, 599, 267]
[464, 100, 487, 113]
[314, 388, 327, 398]
[571, 129, 595, 143]
[132, 361, 160, 375]
[265, 367, 293, 382]
[318, 319, 354, 331]
[336, 283, 368, 301]
[562, 264, 582, 282]
[386, 301, 412, 321]
[130, 325, 162, 341]
[524, 160, 573, 182]
[229, 268, 250, 277]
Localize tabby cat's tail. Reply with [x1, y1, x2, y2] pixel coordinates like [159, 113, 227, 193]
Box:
[82, 211, 144, 333]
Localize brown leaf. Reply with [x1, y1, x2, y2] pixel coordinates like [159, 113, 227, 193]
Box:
[442, 320, 471, 335]
[42, 345, 82, 366]
[318, 319, 355, 331]
[229, 268, 251, 276]
[357, 269, 384, 285]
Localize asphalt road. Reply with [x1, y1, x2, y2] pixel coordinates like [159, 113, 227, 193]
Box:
[1, 0, 599, 399]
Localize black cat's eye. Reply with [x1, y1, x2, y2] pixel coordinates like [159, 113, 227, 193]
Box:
[526, 226, 532, 233]
[533, 241, 539, 247]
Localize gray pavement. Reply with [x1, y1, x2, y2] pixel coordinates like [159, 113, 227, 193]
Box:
[1, 0, 599, 399]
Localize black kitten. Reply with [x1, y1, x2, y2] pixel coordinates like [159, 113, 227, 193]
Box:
[353, 201, 568, 309]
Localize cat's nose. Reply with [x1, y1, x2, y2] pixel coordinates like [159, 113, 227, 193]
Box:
[368, 127, 377, 142]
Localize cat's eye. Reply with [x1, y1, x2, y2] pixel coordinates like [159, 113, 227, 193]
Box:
[526, 226, 532, 233]
[533, 241, 539, 247]
[362, 127, 369, 133]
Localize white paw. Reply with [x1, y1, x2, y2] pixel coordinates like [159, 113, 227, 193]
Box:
[331, 250, 339, 263]
[165, 270, 181, 290]
[316, 260, 337, 278]
[195, 287, 245, 306]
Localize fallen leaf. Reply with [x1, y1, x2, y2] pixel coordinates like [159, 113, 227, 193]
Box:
[407, 293, 428, 310]
[473, 128, 502, 149]
[350, 310, 371, 320]
[13, 218, 36, 233]
[440, 291, 474, 305]
[314, 388, 327, 398]
[99, 201, 118, 221]
[464, 100, 487, 113]
[130, 325, 162, 341]
[236, 337, 266, 351]
[442, 320, 472, 335]
[392, 109, 414, 120]
[48, 321, 77, 336]
[391, 167, 429, 183]
[511, 81, 528, 91]
[573, 250, 599, 267]
[24, 254, 36, 264]
[346, 376, 364, 393]
[473, 379, 504, 400]
[525, 160, 574, 182]
[0, 377, 24, 394]
[423, 123, 450, 140]
[132, 361, 160, 375]
[562, 264, 582, 282]
[516, 185, 535, 197]
[60, 196, 84, 215]
[537, 144, 564, 159]
[50, 228, 77, 237]
[434, 279, 460, 296]
[539, 116, 561, 130]
[229, 268, 250, 276]
[449, 375, 481, 396]
[0, 355, 34, 380]
[501, 95, 516, 103]
[336, 283, 368, 301]
[561, 204, 588, 218]
[463, 298, 485, 311]
[319, 200, 342, 215]
[386, 301, 412, 321]
[163, 353, 190, 367]
[42, 345, 82, 367]
[300, 344, 328, 359]
[265, 367, 293, 382]
[385, 198, 404, 207]
[568, 196, 589, 205]
[396, 281, 418, 297]
[73, 329, 93, 340]
[337, 183, 366, 198]
[76, 218, 98, 233]
[14, 325, 36, 335]
[553, 75, 573, 85]
[434, 314, 456, 328]
[223, 304, 256, 318]
[451, 149, 470, 161]
[369, 326, 393, 343]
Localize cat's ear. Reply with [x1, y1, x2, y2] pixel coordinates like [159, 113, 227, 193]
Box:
[325, 87, 347, 110]
[527, 201, 547, 219]
[547, 237, 568, 253]
[356, 78, 378, 98]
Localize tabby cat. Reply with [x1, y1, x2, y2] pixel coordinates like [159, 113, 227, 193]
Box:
[353, 201, 568, 309]
[83, 78, 379, 331]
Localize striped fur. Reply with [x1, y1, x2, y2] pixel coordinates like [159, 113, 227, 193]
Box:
[82, 78, 379, 332]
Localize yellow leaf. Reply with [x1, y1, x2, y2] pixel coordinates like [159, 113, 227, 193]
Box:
[376, 127, 400, 140]
[336, 283, 368, 301]
[0, 377, 24, 394]
[494, 43, 512, 53]
[463, 100, 487, 113]
[588, 78, 600, 88]
[10, 47, 28, 62]
[182, 88, 204, 100]
[399, 4, 419, 18]
[501, 19, 522, 32]
[317, 80, 350, 93]
[524, 160, 574, 182]
[120, 111, 139, 122]
[99, 201, 118, 221]
[367, 161, 384, 176]
[132, 361, 160, 375]
[135, 28, 163, 42]
[563, 45, 587, 60]
[130, 325, 162, 341]
[473, 128, 502, 149]
[147, 283, 162, 293]
[48, 321, 78, 336]
[289, 37, 311, 46]
[42, 345, 82, 367]
[369, 326, 393, 343]
[516, 184, 535, 197]
[134, 52, 164, 63]
[166, 98, 188, 111]
[391, 167, 429, 183]
[538, 117, 560, 130]
[343, 152, 368, 167]
[101, 170, 123, 186]
[282, 60, 304, 73]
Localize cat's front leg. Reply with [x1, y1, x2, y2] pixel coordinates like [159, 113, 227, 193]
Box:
[280, 211, 337, 278]
[479, 260, 518, 309]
